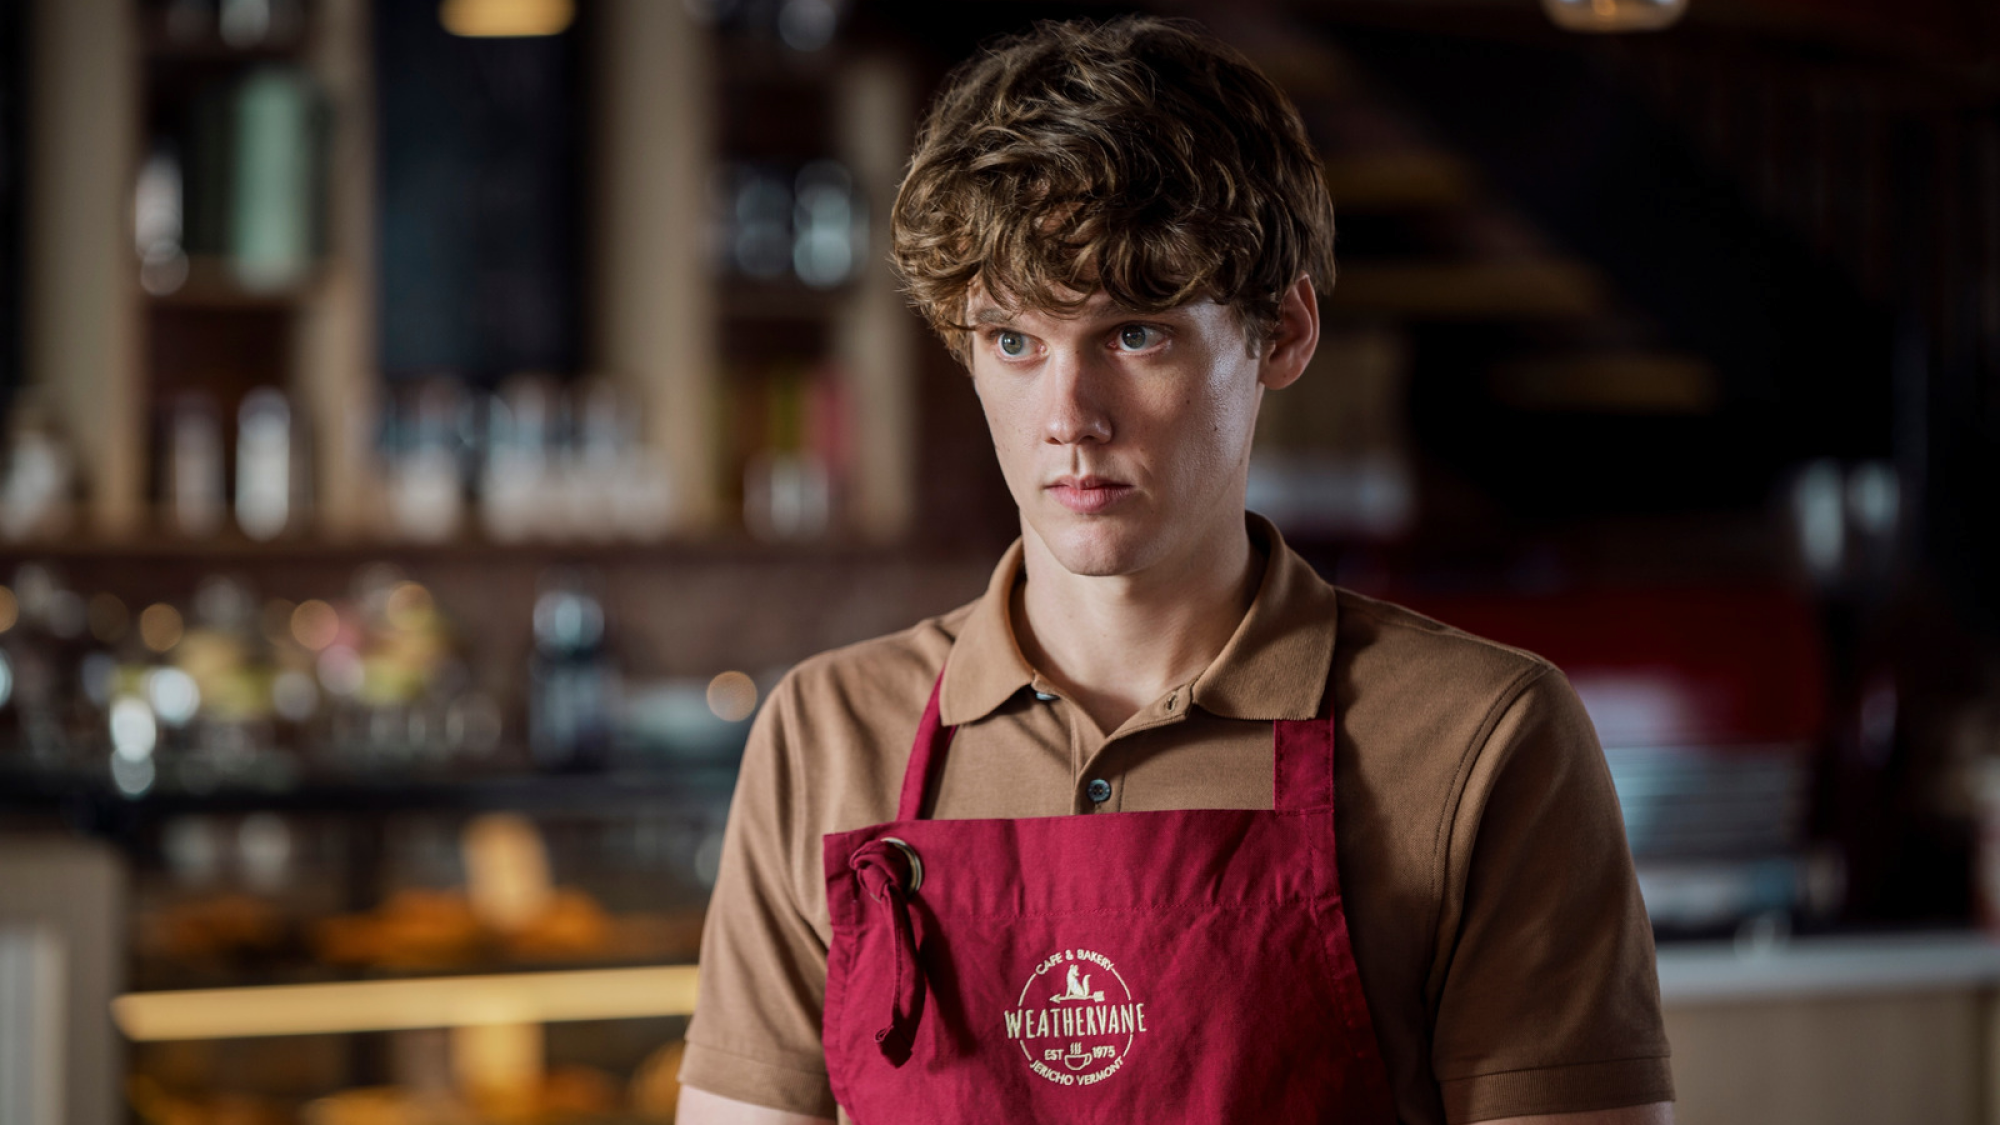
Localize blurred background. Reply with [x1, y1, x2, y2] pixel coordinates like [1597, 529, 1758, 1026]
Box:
[0, 0, 1997, 1122]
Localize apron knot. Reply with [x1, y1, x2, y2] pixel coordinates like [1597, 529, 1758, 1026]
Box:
[850, 837, 928, 1067]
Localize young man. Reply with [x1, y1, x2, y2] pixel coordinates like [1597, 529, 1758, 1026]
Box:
[679, 16, 1673, 1125]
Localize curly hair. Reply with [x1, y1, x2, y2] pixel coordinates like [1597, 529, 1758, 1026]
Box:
[889, 16, 1335, 363]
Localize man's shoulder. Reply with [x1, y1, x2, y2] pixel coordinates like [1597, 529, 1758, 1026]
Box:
[1330, 587, 1599, 898]
[1336, 587, 1554, 673]
[1333, 586, 1563, 729]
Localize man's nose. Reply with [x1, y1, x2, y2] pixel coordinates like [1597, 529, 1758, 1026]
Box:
[1042, 349, 1114, 446]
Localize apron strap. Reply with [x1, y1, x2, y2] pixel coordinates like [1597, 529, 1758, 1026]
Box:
[896, 670, 955, 821]
[1271, 688, 1337, 813]
[1273, 685, 1346, 907]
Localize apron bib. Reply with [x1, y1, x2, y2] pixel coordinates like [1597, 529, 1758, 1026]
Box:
[822, 671, 1395, 1123]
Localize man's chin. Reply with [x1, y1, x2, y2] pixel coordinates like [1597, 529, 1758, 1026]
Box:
[1030, 518, 1159, 578]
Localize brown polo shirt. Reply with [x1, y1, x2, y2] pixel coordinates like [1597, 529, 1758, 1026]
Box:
[680, 515, 1673, 1123]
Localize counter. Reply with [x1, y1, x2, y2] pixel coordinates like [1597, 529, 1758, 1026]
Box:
[1656, 930, 2000, 1125]
[1657, 929, 2000, 1002]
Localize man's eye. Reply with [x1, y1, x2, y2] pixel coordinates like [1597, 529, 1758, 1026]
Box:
[997, 331, 1030, 357]
[1116, 325, 1161, 351]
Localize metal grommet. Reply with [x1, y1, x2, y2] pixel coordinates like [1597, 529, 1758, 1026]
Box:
[881, 836, 923, 893]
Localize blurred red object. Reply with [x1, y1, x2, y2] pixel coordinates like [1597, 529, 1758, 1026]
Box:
[1394, 586, 1825, 750]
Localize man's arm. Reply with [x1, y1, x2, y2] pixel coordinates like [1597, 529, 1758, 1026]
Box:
[676, 1085, 834, 1125]
[1476, 1104, 1673, 1125]
[1427, 668, 1676, 1119]
[677, 675, 846, 1116]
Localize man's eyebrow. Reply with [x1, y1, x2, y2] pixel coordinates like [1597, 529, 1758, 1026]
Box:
[971, 306, 1013, 326]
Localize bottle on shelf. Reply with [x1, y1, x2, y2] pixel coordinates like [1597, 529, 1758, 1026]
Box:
[741, 360, 845, 542]
[384, 381, 469, 544]
[0, 400, 77, 544]
[167, 395, 227, 540]
[527, 568, 615, 772]
[228, 66, 321, 293]
[234, 387, 294, 541]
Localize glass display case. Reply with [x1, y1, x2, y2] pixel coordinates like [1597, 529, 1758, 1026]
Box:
[111, 796, 723, 1123]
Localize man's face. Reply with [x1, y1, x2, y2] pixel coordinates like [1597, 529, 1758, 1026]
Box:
[965, 288, 1270, 578]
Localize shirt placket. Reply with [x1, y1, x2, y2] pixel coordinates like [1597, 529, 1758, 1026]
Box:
[1029, 675, 1195, 815]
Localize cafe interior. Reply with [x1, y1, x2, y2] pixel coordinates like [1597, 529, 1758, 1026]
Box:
[1, 0, 1998, 1122]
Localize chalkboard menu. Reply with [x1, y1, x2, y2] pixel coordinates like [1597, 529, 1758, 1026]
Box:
[374, 0, 583, 383]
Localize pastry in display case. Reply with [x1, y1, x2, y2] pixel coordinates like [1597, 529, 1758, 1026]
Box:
[120, 807, 717, 1121]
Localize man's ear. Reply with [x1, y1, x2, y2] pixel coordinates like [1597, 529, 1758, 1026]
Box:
[1257, 274, 1319, 392]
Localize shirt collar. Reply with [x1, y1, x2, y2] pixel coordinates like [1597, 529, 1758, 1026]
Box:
[938, 513, 1338, 726]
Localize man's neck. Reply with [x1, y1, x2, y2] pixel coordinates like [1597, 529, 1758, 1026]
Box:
[1011, 518, 1260, 737]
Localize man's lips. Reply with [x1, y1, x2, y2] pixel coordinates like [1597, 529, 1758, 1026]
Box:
[1046, 476, 1133, 514]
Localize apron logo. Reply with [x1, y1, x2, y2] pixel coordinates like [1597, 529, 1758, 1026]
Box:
[1003, 948, 1148, 1087]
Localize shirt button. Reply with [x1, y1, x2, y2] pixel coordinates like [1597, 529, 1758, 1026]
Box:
[1086, 778, 1112, 804]
[1033, 690, 1058, 702]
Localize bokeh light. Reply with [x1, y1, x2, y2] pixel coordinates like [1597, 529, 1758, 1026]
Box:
[80, 652, 117, 707]
[110, 696, 158, 761]
[439, 0, 575, 38]
[139, 603, 185, 653]
[111, 751, 156, 798]
[291, 599, 342, 651]
[146, 667, 202, 727]
[384, 581, 435, 630]
[271, 670, 319, 722]
[706, 671, 759, 722]
[316, 645, 365, 697]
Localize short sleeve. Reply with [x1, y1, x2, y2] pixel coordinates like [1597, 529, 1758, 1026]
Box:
[1430, 668, 1675, 1122]
[679, 678, 841, 1118]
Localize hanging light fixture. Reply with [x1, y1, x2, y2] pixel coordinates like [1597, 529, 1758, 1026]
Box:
[1542, 0, 1688, 33]
[439, 0, 575, 38]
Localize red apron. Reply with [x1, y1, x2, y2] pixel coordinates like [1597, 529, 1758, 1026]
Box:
[822, 670, 1397, 1123]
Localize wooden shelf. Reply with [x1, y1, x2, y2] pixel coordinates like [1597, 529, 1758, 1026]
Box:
[142, 38, 308, 65]
[146, 256, 324, 309]
[720, 278, 855, 322]
[0, 526, 942, 563]
[139, 11, 311, 65]
[0, 764, 740, 818]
